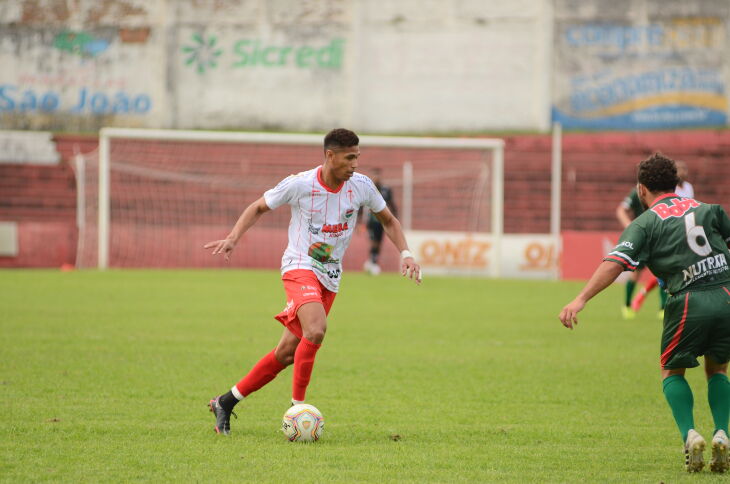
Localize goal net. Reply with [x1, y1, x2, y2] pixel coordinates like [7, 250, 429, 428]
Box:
[75, 128, 504, 272]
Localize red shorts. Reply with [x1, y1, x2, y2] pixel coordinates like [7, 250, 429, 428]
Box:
[274, 269, 337, 339]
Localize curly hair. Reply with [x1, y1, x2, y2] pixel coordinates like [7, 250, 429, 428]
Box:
[637, 153, 679, 192]
[324, 128, 359, 153]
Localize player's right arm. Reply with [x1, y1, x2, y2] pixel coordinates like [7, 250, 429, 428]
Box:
[204, 197, 271, 261]
[559, 221, 647, 329]
[559, 261, 624, 329]
[205, 173, 298, 261]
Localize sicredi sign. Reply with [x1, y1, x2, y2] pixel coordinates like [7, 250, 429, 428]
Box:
[181, 33, 345, 73]
[233, 39, 344, 69]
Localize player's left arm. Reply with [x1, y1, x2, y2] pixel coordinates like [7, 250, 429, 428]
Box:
[385, 188, 398, 218]
[373, 207, 421, 284]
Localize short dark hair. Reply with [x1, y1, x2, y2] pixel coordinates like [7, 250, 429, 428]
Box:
[324, 128, 359, 153]
[637, 153, 679, 193]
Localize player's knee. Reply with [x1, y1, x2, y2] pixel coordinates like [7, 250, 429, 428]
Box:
[304, 324, 327, 344]
[275, 343, 297, 366]
[705, 367, 728, 379]
[278, 352, 295, 366]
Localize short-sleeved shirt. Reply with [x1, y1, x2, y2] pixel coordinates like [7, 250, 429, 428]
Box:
[620, 188, 645, 219]
[675, 181, 694, 198]
[605, 193, 730, 295]
[367, 184, 396, 224]
[264, 166, 387, 292]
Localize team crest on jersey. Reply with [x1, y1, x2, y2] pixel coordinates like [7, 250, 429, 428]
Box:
[308, 242, 334, 263]
[651, 198, 700, 220]
[344, 209, 354, 219]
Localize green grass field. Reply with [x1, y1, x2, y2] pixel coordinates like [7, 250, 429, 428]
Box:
[0, 269, 725, 482]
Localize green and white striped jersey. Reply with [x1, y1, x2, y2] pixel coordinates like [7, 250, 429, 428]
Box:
[605, 194, 730, 295]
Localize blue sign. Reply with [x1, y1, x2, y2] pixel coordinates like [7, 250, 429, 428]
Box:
[0, 85, 152, 115]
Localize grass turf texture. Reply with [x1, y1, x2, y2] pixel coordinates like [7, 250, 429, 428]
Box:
[0, 269, 724, 482]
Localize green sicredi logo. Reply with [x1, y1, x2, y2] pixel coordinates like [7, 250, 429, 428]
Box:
[181, 34, 345, 73]
[233, 38, 344, 69]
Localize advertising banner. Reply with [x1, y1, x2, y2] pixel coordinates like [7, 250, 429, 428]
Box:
[406, 231, 559, 279]
[553, 1, 729, 129]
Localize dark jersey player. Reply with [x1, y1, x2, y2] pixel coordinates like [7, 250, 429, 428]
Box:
[204, 129, 422, 435]
[616, 187, 668, 319]
[363, 168, 397, 275]
[559, 153, 730, 473]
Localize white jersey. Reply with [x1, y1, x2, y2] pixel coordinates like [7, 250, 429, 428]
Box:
[675, 181, 694, 198]
[264, 166, 387, 292]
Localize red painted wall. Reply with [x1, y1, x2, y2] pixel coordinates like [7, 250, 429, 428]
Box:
[1, 131, 728, 271]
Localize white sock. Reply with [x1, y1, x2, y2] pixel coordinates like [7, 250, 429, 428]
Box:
[231, 386, 244, 401]
[291, 399, 304, 405]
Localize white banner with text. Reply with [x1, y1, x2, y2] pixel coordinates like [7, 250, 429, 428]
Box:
[406, 231, 559, 279]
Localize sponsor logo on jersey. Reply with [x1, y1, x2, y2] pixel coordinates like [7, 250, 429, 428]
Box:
[322, 222, 349, 234]
[307, 219, 320, 234]
[651, 198, 700, 220]
[682, 253, 728, 284]
[615, 241, 634, 250]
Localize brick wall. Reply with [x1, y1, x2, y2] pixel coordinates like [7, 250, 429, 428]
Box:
[0, 135, 96, 267]
[1, 131, 728, 268]
[503, 131, 730, 233]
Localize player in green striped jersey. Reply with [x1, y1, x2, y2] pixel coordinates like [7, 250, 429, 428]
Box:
[559, 153, 730, 473]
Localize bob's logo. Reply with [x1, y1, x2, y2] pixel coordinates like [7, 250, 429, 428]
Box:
[652, 198, 700, 220]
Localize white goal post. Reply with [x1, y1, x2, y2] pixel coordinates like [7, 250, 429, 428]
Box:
[91, 127, 505, 272]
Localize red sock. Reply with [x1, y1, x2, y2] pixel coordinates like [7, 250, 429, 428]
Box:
[292, 338, 321, 402]
[631, 278, 661, 311]
[644, 278, 659, 292]
[235, 349, 286, 397]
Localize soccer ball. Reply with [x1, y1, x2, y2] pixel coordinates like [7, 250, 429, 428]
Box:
[282, 404, 324, 442]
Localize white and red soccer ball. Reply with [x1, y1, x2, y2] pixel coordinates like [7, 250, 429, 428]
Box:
[282, 404, 324, 442]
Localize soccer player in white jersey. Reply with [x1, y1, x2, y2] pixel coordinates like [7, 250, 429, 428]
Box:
[675, 160, 694, 198]
[203, 128, 422, 435]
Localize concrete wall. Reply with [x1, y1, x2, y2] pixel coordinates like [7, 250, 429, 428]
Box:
[0, 0, 552, 133]
[1, 0, 729, 133]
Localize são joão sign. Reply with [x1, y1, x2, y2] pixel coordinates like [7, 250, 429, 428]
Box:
[0, 84, 152, 115]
